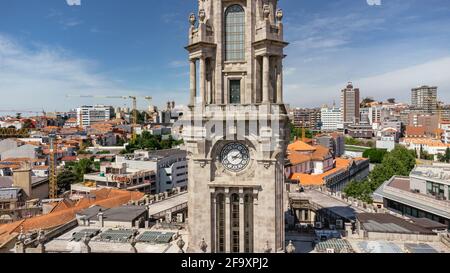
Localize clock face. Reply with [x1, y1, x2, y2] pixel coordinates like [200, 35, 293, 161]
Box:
[220, 142, 250, 172]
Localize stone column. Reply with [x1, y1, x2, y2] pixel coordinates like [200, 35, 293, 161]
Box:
[262, 55, 270, 103]
[190, 59, 197, 106]
[225, 189, 231, 253]
[199, 57, 206, 105]
[276, 57, 283, 104]
[239, 190, 245, 253]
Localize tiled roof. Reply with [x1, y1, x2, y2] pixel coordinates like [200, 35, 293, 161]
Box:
[288, 140, 316, 152]
[0, 188, 144, 246]
[290, 158, 353, 186]
[402, 138, 450, 148]
[288, 152, 311, 165]
[311, 145, 331, 161]
[405, 126, 425, 137]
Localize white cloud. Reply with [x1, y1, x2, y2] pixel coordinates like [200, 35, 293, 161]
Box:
[66, 0, 81, 6]
[0, 34, 132, 111]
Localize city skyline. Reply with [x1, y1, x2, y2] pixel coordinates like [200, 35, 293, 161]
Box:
[1, 0, 450, 111]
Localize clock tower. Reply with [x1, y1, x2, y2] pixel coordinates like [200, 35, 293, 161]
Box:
[183, 0, 289, 253]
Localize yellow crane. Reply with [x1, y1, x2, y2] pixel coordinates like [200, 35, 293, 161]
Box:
[48, 134, 58, 199]
[66, 95, 152, 141]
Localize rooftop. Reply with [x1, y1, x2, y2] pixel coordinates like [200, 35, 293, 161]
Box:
[357, 213, 436, 235]
[78, 205, 147, 222]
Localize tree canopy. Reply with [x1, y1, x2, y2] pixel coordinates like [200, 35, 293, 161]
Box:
[344, 145, 416, 203]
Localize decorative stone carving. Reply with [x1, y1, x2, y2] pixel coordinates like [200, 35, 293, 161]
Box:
[199, 238, 208, 253]
[198, 9, 206, 23]
[286, 240, 295, 253]
[189, 13, 196, 26]
[263, 5, 270, 20]
[263, 241, 272, 253]
[177, 236, 186, 253]
[276, 9, 283, 22]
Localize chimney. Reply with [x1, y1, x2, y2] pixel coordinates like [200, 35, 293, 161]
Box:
[13, 162, 32, 199]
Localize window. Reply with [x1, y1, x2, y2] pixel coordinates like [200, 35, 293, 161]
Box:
[216, 194, 225, 253]
[427, 181, 445, 199]
[244, 194, 253, 253]
[229, 80, 241, 104]
[225, 5, 245, 61]
[230, 194, 240, 253]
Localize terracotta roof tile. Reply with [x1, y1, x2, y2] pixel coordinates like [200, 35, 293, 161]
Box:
[288, 140, 316, 152]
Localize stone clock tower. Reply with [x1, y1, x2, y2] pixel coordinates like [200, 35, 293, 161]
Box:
[182, 0, 289, 253]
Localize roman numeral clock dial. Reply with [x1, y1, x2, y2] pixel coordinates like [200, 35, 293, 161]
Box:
[220, 142, 250, 172]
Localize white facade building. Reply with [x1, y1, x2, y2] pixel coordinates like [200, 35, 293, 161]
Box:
[321, 106, 343, 131]
[76, 105, 114, 128]
[115, 149, 188, 193]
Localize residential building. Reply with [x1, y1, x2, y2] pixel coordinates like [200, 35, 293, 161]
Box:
[374, 164, 450, 228]
[405, 126, 426, 138]
[285, 140, 369, 191]
[440, 121, 450, 144]
[376, 128, 397, 152]
[346, 123, 373, 139]
[79, 162, 157, 195]
[115, 149, 188, 193]
[411, 86, 438, 113]
[321, 106, 343, 131]
[0, 144, 42, 161]
[408, 113, 439, 137]
[400, 138, 450, 160]
[76, 105, 114, 128]
[340, 82, 360, 124]
[292, 108, 322, 131]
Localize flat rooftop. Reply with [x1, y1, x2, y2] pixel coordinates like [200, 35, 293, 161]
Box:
[44, 226, 189, 253]
[357, 213, 436, 235]
[290, 190, 364, 220]
[78, 205, 147, 222]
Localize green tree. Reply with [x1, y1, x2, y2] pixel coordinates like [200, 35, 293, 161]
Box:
[363, 148, 387, 163]
[438, 147, 450, 163]
[71, 158, 95, 182]
[57, 170, 79, 193]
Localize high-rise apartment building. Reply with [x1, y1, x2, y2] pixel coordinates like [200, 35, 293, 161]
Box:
[411, 86, 438, 113]
[340, 82, 360, 124]
[292, 108, 321, 131]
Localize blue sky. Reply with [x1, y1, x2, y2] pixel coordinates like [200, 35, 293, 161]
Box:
[0, 0, 450, 112]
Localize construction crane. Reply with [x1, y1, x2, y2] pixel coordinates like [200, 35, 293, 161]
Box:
[48, 133, 58, 199]
[66, 95, 152, 141]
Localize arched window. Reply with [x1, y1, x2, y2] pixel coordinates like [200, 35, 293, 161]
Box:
[225, 5, 245, 61]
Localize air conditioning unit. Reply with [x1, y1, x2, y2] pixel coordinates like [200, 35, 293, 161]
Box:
[315, 222, 323, 229]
